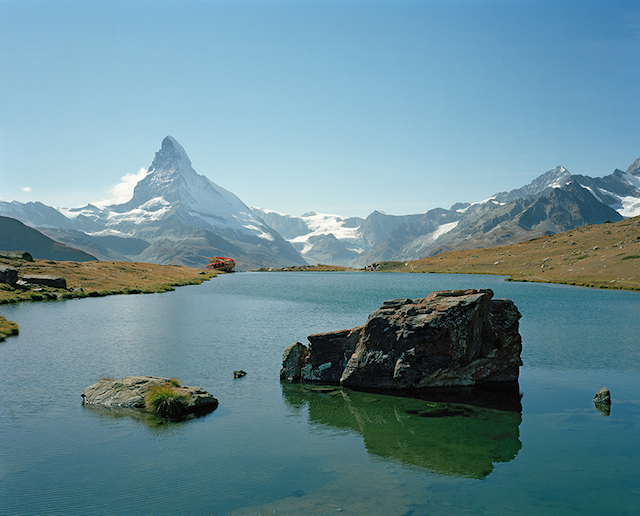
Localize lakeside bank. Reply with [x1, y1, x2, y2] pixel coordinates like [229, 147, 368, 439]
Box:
[0, 259, 218, 337]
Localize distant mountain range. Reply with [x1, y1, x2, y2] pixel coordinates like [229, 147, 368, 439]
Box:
[255, 158, 640, 266]
[1, 136, 638, 269]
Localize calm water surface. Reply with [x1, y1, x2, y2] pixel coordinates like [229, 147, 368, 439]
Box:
[1, 272, 639, 515]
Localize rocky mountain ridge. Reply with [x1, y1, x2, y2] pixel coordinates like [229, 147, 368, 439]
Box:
[1, 138, 638, 269]
[254, 157, 640, 266]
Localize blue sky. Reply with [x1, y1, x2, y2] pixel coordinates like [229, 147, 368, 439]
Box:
[1, 0, 638, 218]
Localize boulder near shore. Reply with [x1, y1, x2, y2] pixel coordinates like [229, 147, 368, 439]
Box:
[281, 289, 522, 390]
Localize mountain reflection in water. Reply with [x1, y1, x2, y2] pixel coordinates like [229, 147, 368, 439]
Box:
[282, 384, 522, 479]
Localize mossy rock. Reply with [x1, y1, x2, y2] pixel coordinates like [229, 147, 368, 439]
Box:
[82, 376, 218, 420]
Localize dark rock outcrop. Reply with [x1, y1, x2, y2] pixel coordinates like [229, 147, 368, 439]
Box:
[0, 251, 33, 261]
[0, 265, 19, 285]
[82, 376, 218, 418]
[281, 289, 522, 390]
[21, 275, 67, 289]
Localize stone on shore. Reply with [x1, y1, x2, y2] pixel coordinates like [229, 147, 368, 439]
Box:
[82, 376, 218, 417]
[21, 275, 67, 289]
[0, 265, 19, 286]
[281, 289, 523, 390]
[0, 251, 33, 262]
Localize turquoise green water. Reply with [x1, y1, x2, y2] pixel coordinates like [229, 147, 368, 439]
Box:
[1, 272, 639, 515]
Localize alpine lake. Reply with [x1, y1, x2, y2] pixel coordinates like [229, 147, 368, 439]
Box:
[1, 271, 639, 516]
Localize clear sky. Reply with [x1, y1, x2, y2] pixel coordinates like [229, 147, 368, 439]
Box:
[1, 0, 638, 218]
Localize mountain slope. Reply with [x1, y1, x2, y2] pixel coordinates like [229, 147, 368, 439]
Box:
[0, 216, 97, 261]
[88, 136, 306, 270]
[375, 215, 640, 291]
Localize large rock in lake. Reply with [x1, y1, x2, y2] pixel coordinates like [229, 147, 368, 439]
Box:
[82, 376, 218, 417]
[281, 289, 522, 389]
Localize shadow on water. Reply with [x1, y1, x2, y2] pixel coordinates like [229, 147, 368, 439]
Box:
[282, 383, 522, 479]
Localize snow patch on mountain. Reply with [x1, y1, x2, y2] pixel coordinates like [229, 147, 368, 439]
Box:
[603, 172, 640, 217]
[455, 198, 505, 214]
[580, 185, 604, 204]
[298, 212, 361, 241]
[289, 212, 364, 254]
[432, 220, 459, 239]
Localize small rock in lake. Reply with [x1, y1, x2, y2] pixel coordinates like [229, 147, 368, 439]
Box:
[233, 370, 247, 378]
[593, 387, 611, 404]
[593, 387, 611, 416]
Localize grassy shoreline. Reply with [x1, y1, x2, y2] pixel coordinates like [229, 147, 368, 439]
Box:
[0, 259, 218, 339]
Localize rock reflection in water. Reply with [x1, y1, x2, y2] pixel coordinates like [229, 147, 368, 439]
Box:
[282, 384, 522, 479]
[82, 403, 206, 430]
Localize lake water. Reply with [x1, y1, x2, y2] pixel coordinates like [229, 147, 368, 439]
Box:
[1, 272, 639, 515]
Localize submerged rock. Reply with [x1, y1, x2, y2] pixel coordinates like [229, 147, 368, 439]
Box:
[82, 376, 218, 418]
[281, 289, 523, 390]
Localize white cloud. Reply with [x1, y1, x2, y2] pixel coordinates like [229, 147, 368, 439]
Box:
[22, 186, 32, 192]
[94, 168, 148, 208]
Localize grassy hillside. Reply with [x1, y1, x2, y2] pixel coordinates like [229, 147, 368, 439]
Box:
[0, 315, 19, 341]
[374, 215, 640, 290]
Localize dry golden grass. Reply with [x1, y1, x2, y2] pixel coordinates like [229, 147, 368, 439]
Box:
[0, 315, 19, 341]
[376, 215, 640, 290]
[0, 259, 218, 305]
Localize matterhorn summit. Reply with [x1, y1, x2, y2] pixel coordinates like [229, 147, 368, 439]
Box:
[0, 136, 306, 270]
[92, 136, 306, 269]
[110, 136, 274, 241]
[118, 136, 248, 215]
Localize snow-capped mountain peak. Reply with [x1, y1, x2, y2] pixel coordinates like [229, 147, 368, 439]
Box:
[153, 135, 192, 170]
[0, 136, 307, 269]
[491, 166, 572, 204]
[626, 157, 640, 177]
